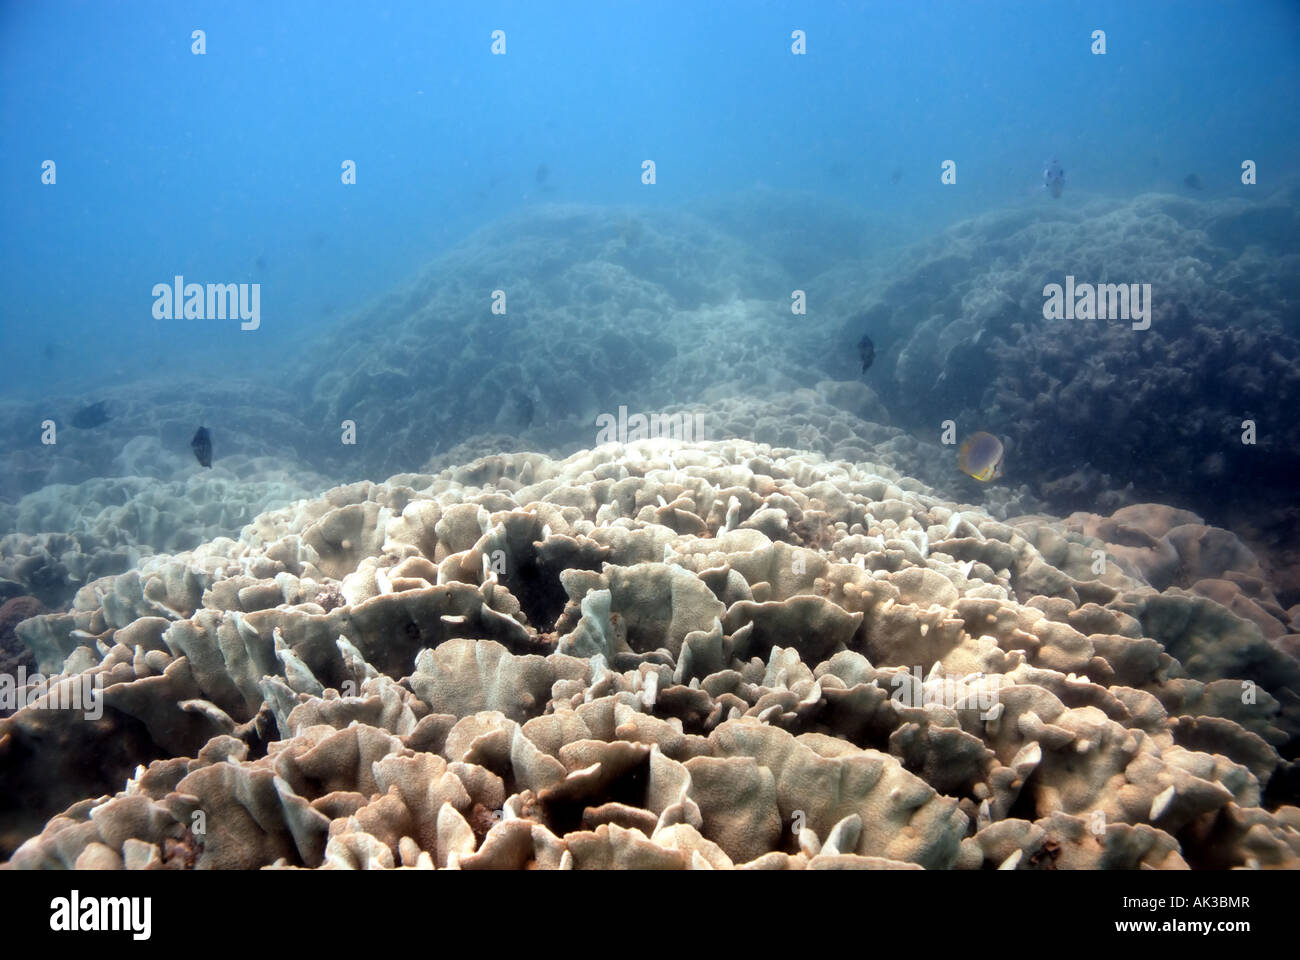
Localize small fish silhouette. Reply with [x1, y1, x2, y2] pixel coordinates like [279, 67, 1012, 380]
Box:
[1043, 158, 1065, 199]
[191, 426, 212, 468]
[516, 392, 535, 427]
[857, 333, 875, 374]
[69, 400, 111, 429]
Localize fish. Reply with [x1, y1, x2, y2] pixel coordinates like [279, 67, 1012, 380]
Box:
[1043, 158, 1065, 199]
[1183, 173, 1202, 190]
[516, 392, 535, 427]
[958, 431, 1004, 482]
[857, 333, 875, 374]
[191, 426, 212, 468]
[69, 400, 111, 429]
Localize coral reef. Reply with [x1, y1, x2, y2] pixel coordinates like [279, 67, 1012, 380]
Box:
[0, 596, 41, 714]
[0, 381, 321, 500]
[1064, 504, 1295, 645]
[8, 190, 1297, 605]
[0, 457, 330, 609]
[3, 440, 1296, 870]
[830, 188, 1300, 546]
[289, 206, 839, 480]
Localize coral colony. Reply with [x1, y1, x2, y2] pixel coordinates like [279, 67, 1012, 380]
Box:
[2, 439, 1297, 869]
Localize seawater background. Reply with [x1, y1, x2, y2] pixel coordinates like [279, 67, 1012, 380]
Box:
[3, 0, 1298, 395]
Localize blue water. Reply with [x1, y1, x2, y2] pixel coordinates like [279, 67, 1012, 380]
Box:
[3, 0, 1297, 396]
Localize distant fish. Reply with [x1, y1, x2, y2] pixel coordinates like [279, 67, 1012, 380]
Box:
[516, 392, 535, 428]
[1043, 158, 1065, 199]
[958, 431, 1004, 482]
[191, 426, 212, 468]
[535, 162, 548, 185]
[857, 333, 875, 374]
[1183, 173, 1202, 190]
[890, 167, 903, 185]
[69, 400, 111, 429]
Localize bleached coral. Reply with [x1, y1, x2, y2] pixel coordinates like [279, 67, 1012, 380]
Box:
[2, 439, 1296, 870]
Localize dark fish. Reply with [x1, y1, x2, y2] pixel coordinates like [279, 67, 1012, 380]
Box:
[69, 400, 111, 429]
[1043, 158, 1064, 199]
[42, 342, 56, 361]
[890, 167, 903, 185]
[535, 163, 549, 185]
[191, 426, 212, 468]
[1183, 173, 1202, 190]
[857, 333, 875, 374]
[517, 392, 535, 427]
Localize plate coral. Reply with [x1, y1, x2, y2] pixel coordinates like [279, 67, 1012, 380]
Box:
[3, 439, 1296, 870]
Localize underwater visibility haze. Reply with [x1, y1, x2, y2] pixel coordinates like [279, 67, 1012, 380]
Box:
[1, 0, 1299, 894]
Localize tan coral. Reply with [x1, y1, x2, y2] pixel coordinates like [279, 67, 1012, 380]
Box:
[3, 439, 1294, 871]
